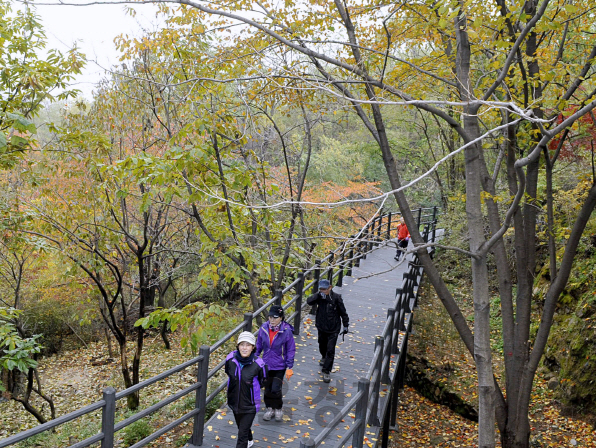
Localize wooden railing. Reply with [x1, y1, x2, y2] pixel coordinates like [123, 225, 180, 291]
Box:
[0, 207, 439, 448]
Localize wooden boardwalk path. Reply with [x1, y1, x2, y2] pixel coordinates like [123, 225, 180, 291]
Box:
[201, 241, 412, 448]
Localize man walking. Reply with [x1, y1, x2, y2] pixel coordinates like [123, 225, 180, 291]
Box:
[307, 279, 349, 383]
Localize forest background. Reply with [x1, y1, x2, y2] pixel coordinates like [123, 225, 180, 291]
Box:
[2, 0, 596, 447]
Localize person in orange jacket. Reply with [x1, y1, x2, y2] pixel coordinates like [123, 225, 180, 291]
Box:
[394, 217, 410, 261]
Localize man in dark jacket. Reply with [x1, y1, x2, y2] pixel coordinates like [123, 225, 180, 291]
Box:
[306, 279, 349, 383]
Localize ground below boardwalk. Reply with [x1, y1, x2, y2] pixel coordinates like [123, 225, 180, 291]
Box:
[387, 282, 596, 448]
[389, 385, 595, 447]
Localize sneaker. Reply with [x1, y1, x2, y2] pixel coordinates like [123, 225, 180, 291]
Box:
[319, 358, 324, 366]
[323, 373, 331, 383]
[275, 408, 283, 421]
[263, 407, 274, 421]
[248, 441, 254, 448]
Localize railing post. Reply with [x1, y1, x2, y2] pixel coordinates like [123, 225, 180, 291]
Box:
[422, 224, 429, 243]
[294, 273, 305, 335]
[300, 437, 316, 448]
[327, 251, 334, 282]
[368, 336, 384, 426]
[243, 312, 253, 332]
[101, 387, 116, 448]
[403, 276, 412, 314]
[382, 354, 401, 448]
[355, 236, 362, 267]
[313, 260, 321, 292]
[191, 345, 211, 446]
[275, 289, 283, 306]
[383, 309, 395, 384]
[353, 379, 370, 448]
[389, 351, 401, 429]
[396, 287, 405, 335]
[416, 207, 422, 229]
[376, 214, 383, 244]
[398, 285, 407, 332]
[336, 251, 345, 287]
[431, 205, 438, 249]
[347, 244, 354, 277]
[386, 212, 392, 239]
[362, 227, 369, 260]
[398, 336, 409, 390]
[368, 219, 376, 252]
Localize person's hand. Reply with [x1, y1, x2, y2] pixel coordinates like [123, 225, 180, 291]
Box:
[285, 369, 293, 380]
[342, 326, 349, 335]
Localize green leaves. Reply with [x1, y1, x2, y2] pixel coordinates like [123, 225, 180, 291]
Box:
[135, 302, 231, 355]
[0, 307, 42, 374]
[0, 0, 84, 169]
[6, 113, 36, 134]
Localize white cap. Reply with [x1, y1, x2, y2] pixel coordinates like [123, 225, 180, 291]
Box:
[237, 331, 256, 346]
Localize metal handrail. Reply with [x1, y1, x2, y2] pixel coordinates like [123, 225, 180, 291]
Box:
[0, 400, 106, 447]
[115, 354, 204, 399]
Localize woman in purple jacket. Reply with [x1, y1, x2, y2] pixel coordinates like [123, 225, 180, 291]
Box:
[255, 305, 296, 422]
[225, 331, 267, 448]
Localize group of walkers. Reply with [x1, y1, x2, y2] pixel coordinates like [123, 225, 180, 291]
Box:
[224, 281, 350, 447]
[223, 216, 409, 447]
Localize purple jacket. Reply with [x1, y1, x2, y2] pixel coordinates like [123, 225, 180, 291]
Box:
[255, 321, 296, 371]
[225, 351, 266, 413]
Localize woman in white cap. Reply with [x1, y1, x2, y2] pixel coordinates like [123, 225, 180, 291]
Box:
[225, 331, 267, 448]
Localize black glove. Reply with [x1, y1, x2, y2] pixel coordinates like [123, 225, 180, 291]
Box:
[341, 326, 349, 341]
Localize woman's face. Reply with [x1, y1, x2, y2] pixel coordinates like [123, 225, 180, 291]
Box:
[238, 341, 254, 357]
[269, 316, 282, 327]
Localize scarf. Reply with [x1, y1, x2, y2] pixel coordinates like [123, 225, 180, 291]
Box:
[234, 350, 255, 366]
[269, 321, 282, 332]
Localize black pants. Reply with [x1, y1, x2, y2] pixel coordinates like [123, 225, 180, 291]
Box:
[233, 412, 255, 448]
[395, 238, 408, 260]
[318, 331, 339, 374]
[264, 369, 286, 409]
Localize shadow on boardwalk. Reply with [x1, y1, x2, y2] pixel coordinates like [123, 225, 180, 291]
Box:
[201, 242, 410, 447]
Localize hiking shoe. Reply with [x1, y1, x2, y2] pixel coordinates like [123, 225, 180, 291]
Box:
[319, 358, 324, 366]
[248, 441, 254, 448]
[263, 407, 274, 421]
[323, 373, 331, 383]
[274, 408, 283, 421]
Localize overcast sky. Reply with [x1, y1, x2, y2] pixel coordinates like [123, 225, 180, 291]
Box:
[35, 2, 163, 99]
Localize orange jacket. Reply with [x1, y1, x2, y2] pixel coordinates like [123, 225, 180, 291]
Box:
[397, 223, 410, 241]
